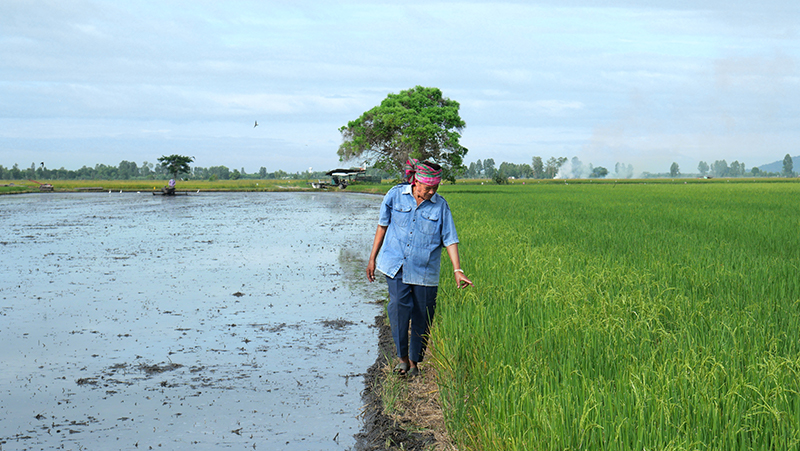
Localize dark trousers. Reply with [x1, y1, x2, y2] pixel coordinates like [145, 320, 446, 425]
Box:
[386, 267, 438, 362]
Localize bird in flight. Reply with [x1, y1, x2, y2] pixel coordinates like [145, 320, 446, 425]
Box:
[254, 120, 258, 128]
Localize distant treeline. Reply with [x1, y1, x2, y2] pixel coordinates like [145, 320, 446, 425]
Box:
[1, 156, 791, 182]
[464, 157, 624, 179]
[694, 159, 788, 178]
[0, 161, 391, 181]
[465, 157, 788, 180]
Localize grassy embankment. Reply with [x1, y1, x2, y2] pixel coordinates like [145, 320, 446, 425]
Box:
[3, 176, 792, 195]
[5, 175, 789, 195]
[431, 180, 800, 450]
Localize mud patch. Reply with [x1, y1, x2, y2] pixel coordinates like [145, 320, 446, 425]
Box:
[322, 318, 356, 330]
[138, 362, 184, 375]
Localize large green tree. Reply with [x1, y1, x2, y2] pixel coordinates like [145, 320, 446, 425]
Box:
[158, 154, 194, 179]
[338, 86, 468, 181]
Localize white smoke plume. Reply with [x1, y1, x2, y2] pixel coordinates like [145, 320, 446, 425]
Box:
[555, 157, 636, 179]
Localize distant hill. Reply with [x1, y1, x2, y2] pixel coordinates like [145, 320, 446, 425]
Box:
[757, 155, 799, 173]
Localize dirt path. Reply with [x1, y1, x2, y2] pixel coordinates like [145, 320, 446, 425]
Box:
[356, 315, 454, 451]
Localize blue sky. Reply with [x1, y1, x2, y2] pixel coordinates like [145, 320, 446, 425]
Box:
[1, 0, 798, 175]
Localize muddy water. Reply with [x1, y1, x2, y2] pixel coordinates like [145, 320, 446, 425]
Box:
[0, 192, 384, 450]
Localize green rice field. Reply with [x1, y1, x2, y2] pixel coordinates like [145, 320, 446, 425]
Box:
[432, 181, 800, 450]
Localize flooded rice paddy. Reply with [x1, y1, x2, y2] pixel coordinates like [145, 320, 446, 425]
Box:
[0, 191, 384, 450]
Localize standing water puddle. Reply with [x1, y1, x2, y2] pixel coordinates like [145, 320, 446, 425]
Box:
[0, 191, 384, 450]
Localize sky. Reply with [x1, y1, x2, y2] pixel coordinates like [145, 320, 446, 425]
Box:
[1, 0, 798, 175]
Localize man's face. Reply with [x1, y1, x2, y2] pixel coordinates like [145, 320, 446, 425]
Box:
[413, 182, 439, 202]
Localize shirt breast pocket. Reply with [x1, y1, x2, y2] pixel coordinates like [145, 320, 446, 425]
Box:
[391, 205, 412, 227]
[418, 211, 440, 235]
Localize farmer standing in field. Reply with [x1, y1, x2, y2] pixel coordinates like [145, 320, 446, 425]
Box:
[366, 159, 473, 377]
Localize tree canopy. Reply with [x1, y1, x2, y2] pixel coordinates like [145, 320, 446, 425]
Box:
[337, 86, 467, 181]
[158, 154, 194, 179]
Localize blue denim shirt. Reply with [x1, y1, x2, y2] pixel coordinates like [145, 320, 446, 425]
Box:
[376, 184, 459, 286]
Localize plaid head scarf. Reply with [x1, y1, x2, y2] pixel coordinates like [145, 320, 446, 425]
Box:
[405, 158, 442, 186]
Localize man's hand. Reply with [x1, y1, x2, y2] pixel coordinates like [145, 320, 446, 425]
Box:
[366, 225, 387, 283]
[455, 271, 473, 288]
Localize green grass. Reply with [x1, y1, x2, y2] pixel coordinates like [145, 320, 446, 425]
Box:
[431, 182, 800, 450]
[0, 184, 31, 194]
[3, 176, 793, 195]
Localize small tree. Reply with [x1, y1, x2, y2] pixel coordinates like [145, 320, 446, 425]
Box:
[532, 156, 544, 179]
[590, 166, 609, 178]
[670, 162, 680, 177]
[338, 86, 467, 181]
[712, 160, 729, 177]
[474, 160, 484, 178]
[158, 155, 194, 179]
[783, 154, 794, 177]
[545, 157, 568, 179]
[483, 158, 496, 179]
[697, 161, 709, 176]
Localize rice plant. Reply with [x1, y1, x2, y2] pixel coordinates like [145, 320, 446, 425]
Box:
[432, 182, 800, 450]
